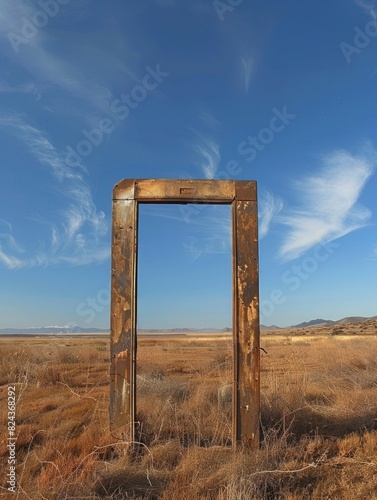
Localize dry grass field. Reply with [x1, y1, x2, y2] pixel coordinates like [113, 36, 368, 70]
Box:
[1, 320, 377, 499]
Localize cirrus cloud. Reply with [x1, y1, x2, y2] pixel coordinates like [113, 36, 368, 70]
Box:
[0, 114, 109, 269]
[277, 147, 375, 260]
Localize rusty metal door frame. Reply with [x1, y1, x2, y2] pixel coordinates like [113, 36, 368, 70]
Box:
[110, 179, 260, 448]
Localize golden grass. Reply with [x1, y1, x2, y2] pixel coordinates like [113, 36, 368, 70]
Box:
[0, 330, 376, 499]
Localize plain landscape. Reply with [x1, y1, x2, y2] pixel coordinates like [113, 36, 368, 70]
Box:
[1, 317, 377, 499]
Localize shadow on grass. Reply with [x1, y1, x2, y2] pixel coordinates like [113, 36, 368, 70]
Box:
[261, 403, 377, 442]
[95, 468, 167, 499]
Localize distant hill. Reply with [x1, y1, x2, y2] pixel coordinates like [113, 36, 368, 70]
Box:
[1, 316, 375, 335]
[290, 316, 376, 329]
[138, 327, 224, 333]
[260, 316, 376, 331]
[0, 326, 225, 335]
[260, 324, 282, 330]
[290, 318, 332, 328]
[336, 316, 375, 324]
[0, 326, 109, 335]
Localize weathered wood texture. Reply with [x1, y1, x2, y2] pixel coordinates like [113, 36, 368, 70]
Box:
[110, 198, 137, 441]
[232, 199, 260, 448]
[110, 179, 260, 448]
[113, 178, 257, 203]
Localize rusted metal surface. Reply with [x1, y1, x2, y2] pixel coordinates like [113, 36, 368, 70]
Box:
[110, 198, 137, 441]
[114, 178, 236, 202]
[235, 180, 257, 202]
[232, 198, 260, 448]
[110, 179, 260, 448]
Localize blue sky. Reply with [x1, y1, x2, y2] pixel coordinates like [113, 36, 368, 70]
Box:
[0, 0, 376, 329]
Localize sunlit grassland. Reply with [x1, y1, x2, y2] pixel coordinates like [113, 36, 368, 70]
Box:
[1, 329, 377, 499]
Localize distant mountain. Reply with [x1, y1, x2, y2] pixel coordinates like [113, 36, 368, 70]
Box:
[290, 316, 376, 329]
[1, 316, 375, 335]
[0, 326, 226, 335]
[260, 324, 282, 330]
[0, 326, 109, 335]
[290, 318, 332, 328]
[336, 316, 373, 324]
[138, 327, 224, 333]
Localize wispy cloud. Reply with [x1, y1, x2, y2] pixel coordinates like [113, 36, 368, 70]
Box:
[182, 206, 231, 262]
[0, 114, 84, 180]
[0, 114, 109, 269]
[0, 80, 48, 100]
[0, 0, 34, 36]
[240, 55, 253, 92]
[141, 204, 231, 263]
[259, 191, 284, 239]
[0, 0, 136, 121]
[277, 148, 375, 260]
[0, 220, 24, 253]
[0, 220, 24, 269]
[193, 136, 221, 179]
[0, 248, 23, 270]
[199, 110, 221, 131]
[12, 37, 115, 119]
